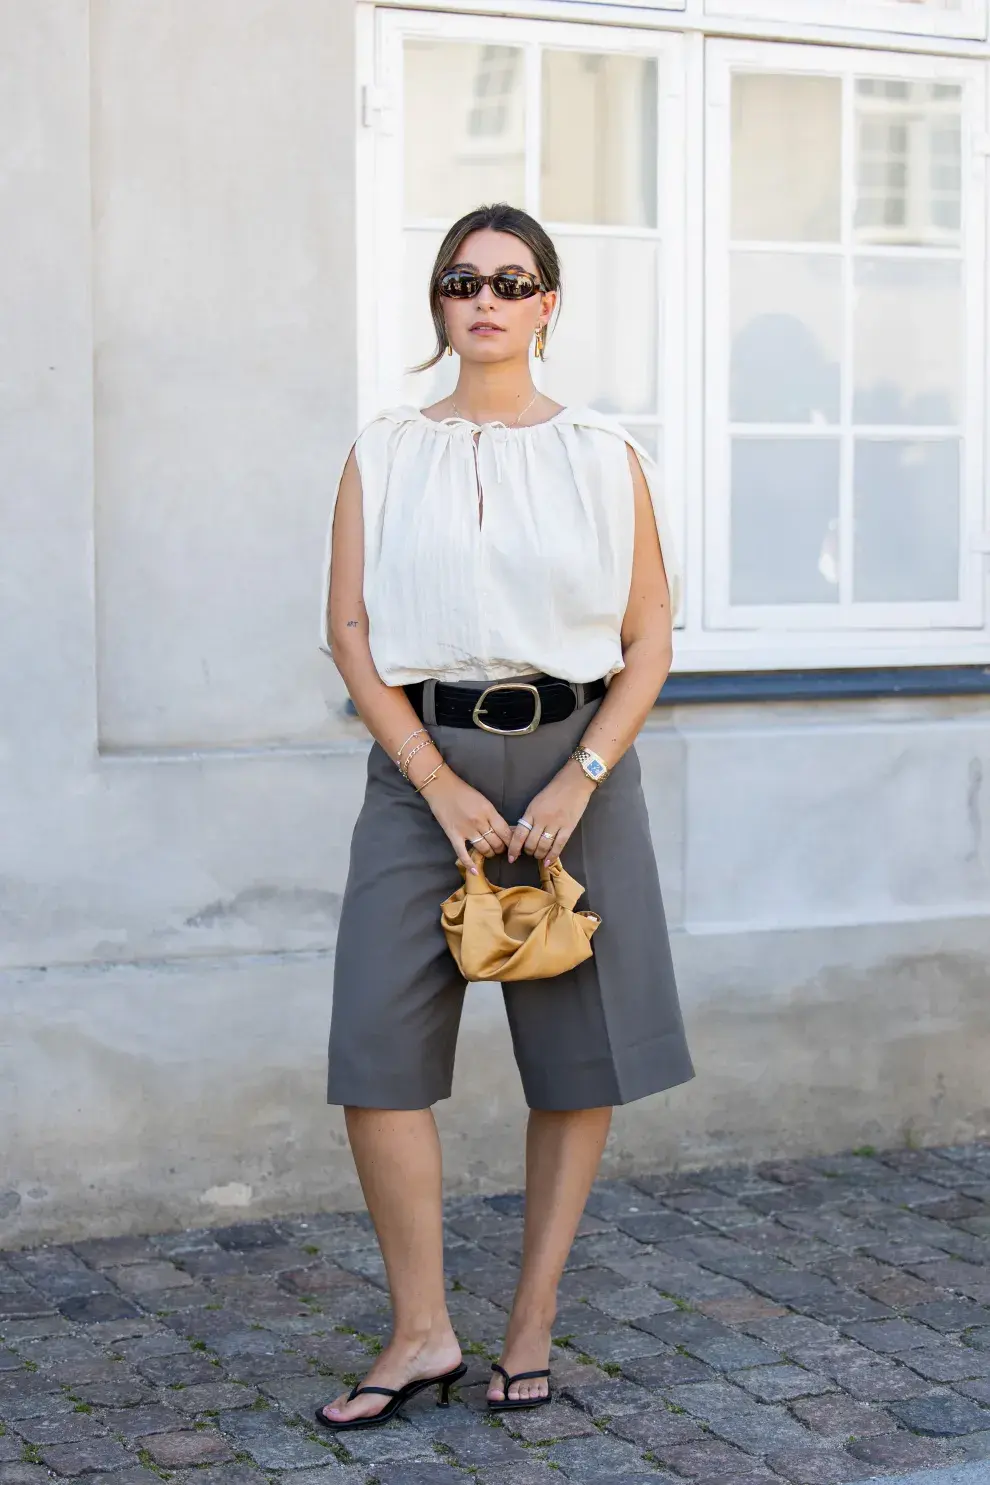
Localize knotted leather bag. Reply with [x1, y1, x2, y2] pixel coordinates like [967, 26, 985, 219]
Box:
[440, 849, 601, 982]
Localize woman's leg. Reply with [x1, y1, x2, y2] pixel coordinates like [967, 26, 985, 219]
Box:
[488, 1106, 612, 1404]
[319, 1107, 461, 1423]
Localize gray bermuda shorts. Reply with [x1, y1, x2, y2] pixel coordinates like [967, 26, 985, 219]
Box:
[327, 686, 694, 1112]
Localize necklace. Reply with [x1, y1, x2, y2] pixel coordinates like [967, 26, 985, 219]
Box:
[451, 390, 540, 428]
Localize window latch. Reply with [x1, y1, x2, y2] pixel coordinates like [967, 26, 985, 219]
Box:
[361, 85, 395, 133]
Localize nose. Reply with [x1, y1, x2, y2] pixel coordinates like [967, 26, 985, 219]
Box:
[473, 281, 497, 310]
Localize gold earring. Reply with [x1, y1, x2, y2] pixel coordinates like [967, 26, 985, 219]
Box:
[446, 340, 453, 357]
[535, 325, 547, 361]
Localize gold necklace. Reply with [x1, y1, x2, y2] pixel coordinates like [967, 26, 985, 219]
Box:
[451, 390, 540, 427]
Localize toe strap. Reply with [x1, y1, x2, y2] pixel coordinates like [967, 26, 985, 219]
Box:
[491, 1365, 551, 1386]
[347, 1384, 399, 1401]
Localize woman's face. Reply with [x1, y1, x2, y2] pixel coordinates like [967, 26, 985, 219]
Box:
[440, 228, 556, 366]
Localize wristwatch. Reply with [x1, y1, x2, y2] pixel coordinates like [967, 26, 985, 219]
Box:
[570, 746, 610, 787]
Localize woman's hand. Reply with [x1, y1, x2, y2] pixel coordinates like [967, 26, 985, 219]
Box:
[507, 761, 597, 866]
[420, 768, 512, 874]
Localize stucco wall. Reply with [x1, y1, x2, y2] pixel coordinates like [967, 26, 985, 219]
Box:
[1, 0, 988, 1248]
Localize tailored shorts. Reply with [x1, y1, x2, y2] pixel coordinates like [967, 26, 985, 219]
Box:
[327, 682, 695, 1112]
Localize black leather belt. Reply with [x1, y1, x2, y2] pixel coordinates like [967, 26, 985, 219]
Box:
[404, 676, 606, 735]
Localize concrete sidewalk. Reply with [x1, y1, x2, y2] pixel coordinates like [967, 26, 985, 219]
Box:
[2, 1142, 990, 1485]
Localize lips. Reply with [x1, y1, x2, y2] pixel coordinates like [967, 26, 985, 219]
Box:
[469, 322, 504, 334]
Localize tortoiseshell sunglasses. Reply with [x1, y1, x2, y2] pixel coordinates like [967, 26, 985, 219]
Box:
[438, 268, 546, 301]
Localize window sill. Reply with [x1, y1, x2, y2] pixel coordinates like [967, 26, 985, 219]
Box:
[657, 665, 990, 706]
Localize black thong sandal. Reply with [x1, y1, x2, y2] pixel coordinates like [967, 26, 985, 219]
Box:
[487, 1362, 552, 1412]
[314, 1362, 467, 1432]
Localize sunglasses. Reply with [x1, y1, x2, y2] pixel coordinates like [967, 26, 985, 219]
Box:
[438, 268, 546, 301]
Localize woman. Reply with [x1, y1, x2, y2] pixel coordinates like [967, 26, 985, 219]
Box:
[316, 203, 693, 1430]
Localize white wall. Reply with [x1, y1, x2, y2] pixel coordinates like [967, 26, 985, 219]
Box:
[1, 0, 988, 1246]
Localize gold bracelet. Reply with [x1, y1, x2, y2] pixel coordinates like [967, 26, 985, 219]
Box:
[414, 760, 446, 794]
[395, 727, 427, 763]
[399, 737, 432, 779]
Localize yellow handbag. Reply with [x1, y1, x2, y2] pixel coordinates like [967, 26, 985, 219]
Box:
[440, 850, 601, 982]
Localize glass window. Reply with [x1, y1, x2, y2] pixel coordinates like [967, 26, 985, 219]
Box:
[708, 43, 979, 635]
[398, 32, 669, 448]
[707, 0, 985, 42]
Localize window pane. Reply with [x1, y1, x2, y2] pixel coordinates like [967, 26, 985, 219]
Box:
[542, 52, 657, 227]
[541, 238, 658, 414]
[402, 230, 457, 407]
[854, 258, 961, 425]
[855, 80, 961, 247]
[404, 41, 525, 219]
[731, 73, 841, 242]
[854, 440, 960, 600]
[731, 439, 840, 604]
[731, 253, 841, 424]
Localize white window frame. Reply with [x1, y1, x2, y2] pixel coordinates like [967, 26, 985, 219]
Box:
[706, 0, 986, 44]
[702, 39, 988, 667]
[358, 8, 990, 672]
[360, 7, 687, 615]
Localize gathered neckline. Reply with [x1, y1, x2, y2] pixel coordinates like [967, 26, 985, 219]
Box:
[415, 405, 570, 434]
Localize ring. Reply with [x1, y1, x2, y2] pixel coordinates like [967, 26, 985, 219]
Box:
[467, 835, 486, 846]
[482, 828, 497, 839]
[517, 818, 533, 830]
[541, 829, 554, 840]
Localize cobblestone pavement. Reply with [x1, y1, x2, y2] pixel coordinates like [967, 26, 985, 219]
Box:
[3, 1144, 990, 1485]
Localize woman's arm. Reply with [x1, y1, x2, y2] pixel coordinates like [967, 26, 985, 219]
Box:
[507, 446, 672, 866]
[328, 450, 511, 872]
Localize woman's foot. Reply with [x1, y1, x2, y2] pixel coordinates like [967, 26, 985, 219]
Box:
[318, 1325, 462, 1425]
[487, 1315, 553, 1405]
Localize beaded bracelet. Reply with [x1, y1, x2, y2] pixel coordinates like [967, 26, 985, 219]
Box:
[395, 726, 427, 764]
[399, 738, 433, 779]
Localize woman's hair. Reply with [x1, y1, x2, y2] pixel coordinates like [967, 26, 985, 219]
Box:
[412, 203, 562, 373]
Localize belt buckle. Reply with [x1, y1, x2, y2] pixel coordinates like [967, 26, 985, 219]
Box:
[471, 682, 543, 736]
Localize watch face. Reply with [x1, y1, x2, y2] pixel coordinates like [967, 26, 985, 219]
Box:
[588, 758, 606, 780]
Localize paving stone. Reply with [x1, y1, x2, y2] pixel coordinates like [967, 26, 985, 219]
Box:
[607, 1408, 706, 1449]
[15, 1412, 109, 1444]
[840, 1318, 939, 1353]
[170, 1468, 272, 1485]
[697, 1296, 789, 1325]
[169, 1382, 259, 1414]
[100, 1404, 189, 1437]
[587, 1285, 678, 1323]
[0, 1440, 21, 1465]
[763, 1447, 879, 1483]
[847, 1431, 952, 1470]
[954, 1429, 990, 1461]
[825, 1360, 933, 1401]
[37, 1437, 135, 1475]
[215, 1409, 333, 1468]
[541, 1431, 656, 1476]
[58, 1294, 142, 1330]
[71, 1239, 161, 1270]
[888, 1390, 990, 1435]
[788, 1394, 898, 1440]
[497, 1401, 598, 1443]
[332, 1420, 440, 1465]
[666, 1381, 824, 1454]
[91, 1470, 184, 1485]
[0, 1319, 73, 1344]
[730, 1365, 834, 1403]
[571, 1326, 672, 1365]
[0, 1376, 67, 1419]
[561, 1376, 655, 1417]
[0, 1468, 55, 1485]
[473, 1467, 563, 1485]
[653, 1437, 768, 1476]
[966, 1327, 990, 1350]
[68, 1380, 154, 1408]
[907, 1299, 990, 1332]
[135, 1352, 222, 1386]
[365, 1467, 469, 1485]
[212, 1224, 284, 1252]
[620, 1351, 716, 1388]
[899, 1344, 990, 1382]
[139, 1429, 235, 1467]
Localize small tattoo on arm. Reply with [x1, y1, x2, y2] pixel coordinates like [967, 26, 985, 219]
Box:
[346, 620, 360, 628]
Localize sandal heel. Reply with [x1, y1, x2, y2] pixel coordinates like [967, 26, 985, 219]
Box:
[436, 1381, 452, 1408]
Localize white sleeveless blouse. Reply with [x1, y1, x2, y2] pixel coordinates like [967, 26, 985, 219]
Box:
[319, 405, 680, 687]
